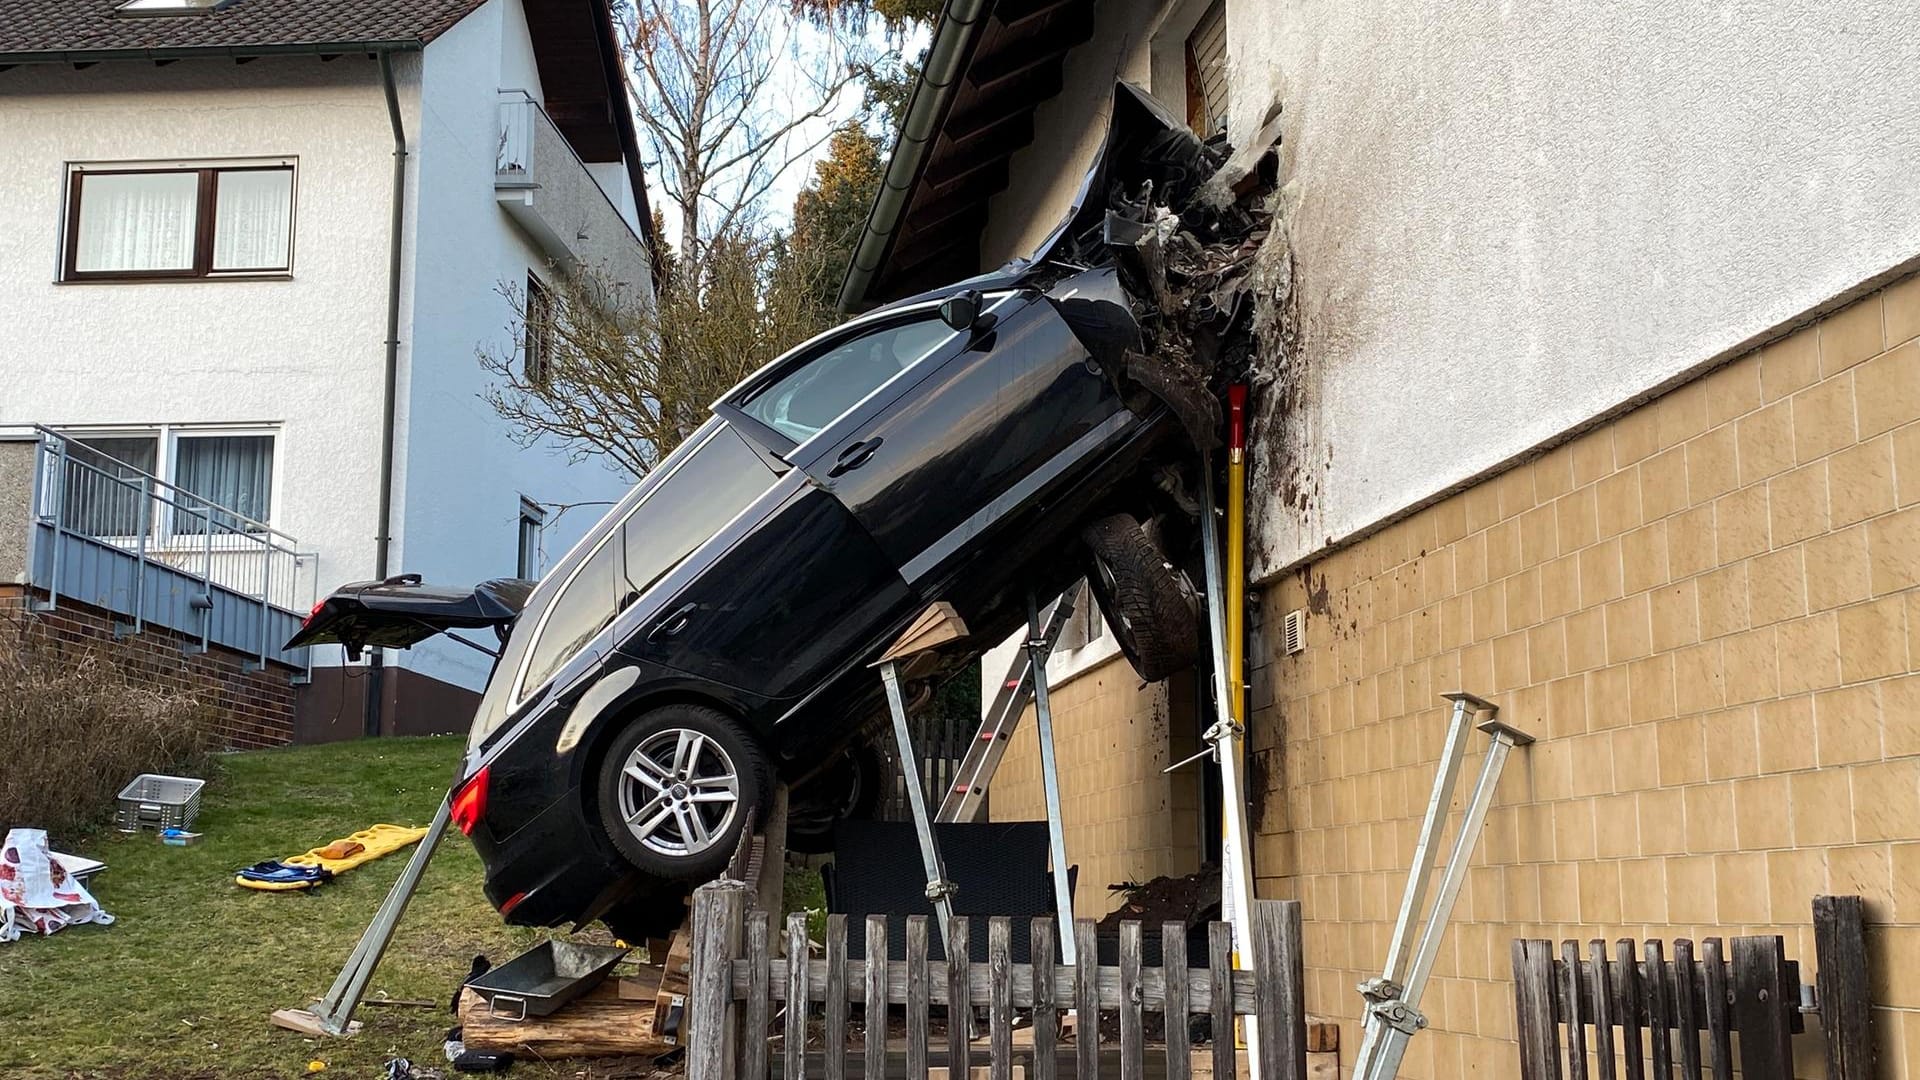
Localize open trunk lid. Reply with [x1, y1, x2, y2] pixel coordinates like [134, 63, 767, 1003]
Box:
[285, 574, 534, 656]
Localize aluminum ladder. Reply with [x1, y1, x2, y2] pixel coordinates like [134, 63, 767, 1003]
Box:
[1351, 691, 1535, 1080]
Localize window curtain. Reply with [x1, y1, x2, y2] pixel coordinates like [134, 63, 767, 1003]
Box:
[212, 170, 293, 270]
[173, 436, 273, 533]
[73, 172, 198, 273]
[64, 437, 159, 536]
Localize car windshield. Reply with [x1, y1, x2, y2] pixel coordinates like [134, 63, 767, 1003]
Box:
[739, 317, 952, 443]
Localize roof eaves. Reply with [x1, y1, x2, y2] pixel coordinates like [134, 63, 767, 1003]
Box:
[0, 39, 425, 64]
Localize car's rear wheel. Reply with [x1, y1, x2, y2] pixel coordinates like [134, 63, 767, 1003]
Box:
[595, 704, 769, 881]
[1082, 513, 1201, 682]
[787, 742, 890, 855]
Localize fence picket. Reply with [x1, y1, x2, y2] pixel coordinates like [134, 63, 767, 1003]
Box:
[1644, 940, 1671, 1080]
[787, 913, 810, 1080]
[745, 912, 771, 1080]
[825, 915, 848, 1080]
[907, 917, 930, 1080]
[1032, 918, 1058, 1080]
[1208, 922, 1233, 1080]
[990, 918, 1013, 1080]
[1589, 941, 1617, 1080]
[1700, 939, 1732, 1080]
[1163, 924, 1191, 1080]
[1615, 939, 1645, 1080]
[865, 916, 889, 1080]
[1561, 941, 1589, 1080]
[1512, 940, 1560, 1080]
[1119, 922, 1144, 1080]
[1077, 919, 1100, 1080]
[1670, 940, 1701, 1080]
[1730, 936, 1792, 1078]
[1250, 900, 1307, 1080]
[947, 918, 971, 1080]
[1813, 896, 1874, 1080]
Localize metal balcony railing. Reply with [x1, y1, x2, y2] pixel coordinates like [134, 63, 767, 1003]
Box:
[25, 426, 316, 671]
[495, 88, 652, 279]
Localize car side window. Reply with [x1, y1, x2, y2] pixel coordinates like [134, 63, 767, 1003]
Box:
[622, 425, 778, 598]
[738, 316, 954, 443]
[520, 537, 618, 696]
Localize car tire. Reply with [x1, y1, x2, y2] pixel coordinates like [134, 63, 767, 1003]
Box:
[787, 743, 890, 855]
[595, 704, 769, 882]
[1082, 513, 1201, 682]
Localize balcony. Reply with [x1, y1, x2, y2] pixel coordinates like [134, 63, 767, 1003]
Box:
[0, 427, 315, 672]
[497, 90, 652, 289]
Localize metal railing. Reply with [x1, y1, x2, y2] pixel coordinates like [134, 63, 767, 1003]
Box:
[496, 88, 648, 250]
[27, 426, 316, 669]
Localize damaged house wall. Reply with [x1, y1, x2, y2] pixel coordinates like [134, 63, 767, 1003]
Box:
[1234, 0, 1920, 579]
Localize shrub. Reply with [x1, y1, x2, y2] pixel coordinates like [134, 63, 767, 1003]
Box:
[0, 645, 220, 842]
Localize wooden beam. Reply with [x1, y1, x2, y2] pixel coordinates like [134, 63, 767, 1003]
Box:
[924, 114, 1034, 187]
[458, 985, 674, 1059]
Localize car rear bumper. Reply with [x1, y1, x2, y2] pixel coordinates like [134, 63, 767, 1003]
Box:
[472, 789, 623, 928]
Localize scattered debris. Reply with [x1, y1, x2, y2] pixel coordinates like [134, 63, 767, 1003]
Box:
[0, 828, 114, 942]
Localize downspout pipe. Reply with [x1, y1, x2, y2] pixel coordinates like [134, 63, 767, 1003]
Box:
[834, 0, 990, 313]
[369, 48, 409, 736]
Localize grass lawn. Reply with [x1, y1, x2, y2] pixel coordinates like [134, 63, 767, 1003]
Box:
[0, 736, 572, 1080]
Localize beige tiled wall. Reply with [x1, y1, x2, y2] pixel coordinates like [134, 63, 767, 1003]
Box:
[988, 658, 1205, 920]
[1251, 272, 1920, 1077]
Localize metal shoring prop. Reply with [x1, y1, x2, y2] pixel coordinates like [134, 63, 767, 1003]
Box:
[1351, 692, 1534, 1080]
[878, 659, 962, 955]
[1026, 591, 1078, 965]
[310, 794, 453, 1034]
[1198, 446, 1261, 1075]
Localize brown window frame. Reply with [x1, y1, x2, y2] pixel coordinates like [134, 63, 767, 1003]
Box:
[62, 163, 296, 282]
[525, 273, 554, 387]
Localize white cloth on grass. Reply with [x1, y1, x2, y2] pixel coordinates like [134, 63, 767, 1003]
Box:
[0, 828, 113, 942]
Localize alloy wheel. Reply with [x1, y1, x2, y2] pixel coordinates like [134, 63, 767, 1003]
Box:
[616, 727, 741, 857]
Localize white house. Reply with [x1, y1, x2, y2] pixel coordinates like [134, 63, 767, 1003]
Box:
[0, 0, 654, 739]
[854, 0, 1920, 1067]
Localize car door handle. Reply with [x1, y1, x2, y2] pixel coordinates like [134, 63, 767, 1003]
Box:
[827, 438, 883, 478]
[647, 602, 697, 643]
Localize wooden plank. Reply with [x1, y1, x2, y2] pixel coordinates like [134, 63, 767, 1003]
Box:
[1670, 940, 1702, 1080]
[1730, 936, 1793, 1080]
[1251, 901, 1307, 1080]
[949, 919, 972, 1080]
[788, 913, 810, 1080]
[1513, 940, 1561, 1080]
[990, 919, 1014, 1080]
[1031, 918, 1058, 1080]
[731, 957, 1263, 1012]
[1590, 941, 1617, 1080]
[866, 916, 889, 1080]
[657, 925, 695, 1042]
[1615, 940, 1645, 1080]
[745, 913, 772, 1080]
[1119, 922, 1145, 1080]
[825, 915, 848, 1080]
[1814, 895, 1875, 1080]
[457, 984, 673, 1059]
[1163, 924, 1191, 1080]
[1700, 939, 1732, 1080]
[1077, 919, 1101, 1080]
[688, 882, 746, 1080]
[1562, 942, 1589, 1080]
[1208, 922, 1232, 1080]
[1644, 941, 1671, 1080]
[909, 917, 931, 1080]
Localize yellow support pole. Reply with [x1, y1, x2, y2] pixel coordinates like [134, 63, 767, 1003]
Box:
[1225, 384, 1250, 1049]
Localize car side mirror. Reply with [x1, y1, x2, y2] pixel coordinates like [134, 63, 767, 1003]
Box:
[940, 289, 986, 332]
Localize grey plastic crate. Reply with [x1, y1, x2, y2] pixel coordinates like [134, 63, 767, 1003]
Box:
[115, 774, 206, 832]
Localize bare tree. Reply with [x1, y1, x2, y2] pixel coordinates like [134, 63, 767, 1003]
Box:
[479, 246, 780, 480]
[622, 0, 872, 276]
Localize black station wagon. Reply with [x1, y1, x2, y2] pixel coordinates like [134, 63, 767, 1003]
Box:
[290, 84, 1245, 939]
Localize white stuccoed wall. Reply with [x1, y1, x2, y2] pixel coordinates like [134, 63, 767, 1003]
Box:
[0, 0, 646, 696]
[396, 0, 640, 692]
[0, 57, 404, 599]
[1231, 0, 1920, 579]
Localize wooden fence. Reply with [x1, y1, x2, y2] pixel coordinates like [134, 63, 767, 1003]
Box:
[1512, 895, 1873, 1080]
[685, 880, 1311, 1080]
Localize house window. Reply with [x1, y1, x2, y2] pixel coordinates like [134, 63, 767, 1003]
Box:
[525, 274, 554, 386]
[56, 425, 276, 538]
[1184, 0, 1229, 137]
[64, 161, 295, 280]
[517, 498, 546, 579]
[116, 0, 237, 14]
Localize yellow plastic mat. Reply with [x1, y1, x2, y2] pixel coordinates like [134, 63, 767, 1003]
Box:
[235, 824, 428, 891]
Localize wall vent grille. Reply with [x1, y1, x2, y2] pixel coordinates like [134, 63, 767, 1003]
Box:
[1281, 609, 1306, 655]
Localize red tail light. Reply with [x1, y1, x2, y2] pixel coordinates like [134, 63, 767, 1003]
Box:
[301, 599, 327, 628]
[451, 766, 490, 836]
[499, 890, 529, 918]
